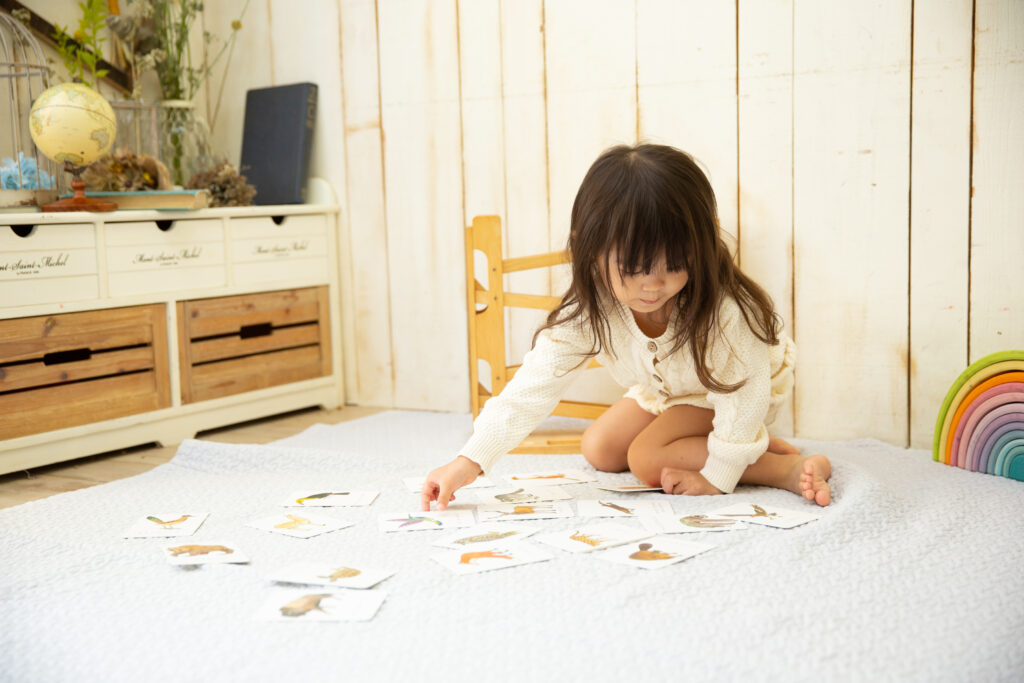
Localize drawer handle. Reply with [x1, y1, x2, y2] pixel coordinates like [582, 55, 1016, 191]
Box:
[43, 348, 92, 365]
[239, 323, 273, 339]
[10, 225, 36, 238]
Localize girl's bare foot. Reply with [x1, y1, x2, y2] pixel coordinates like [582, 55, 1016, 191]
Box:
[797, 455, 831, 506]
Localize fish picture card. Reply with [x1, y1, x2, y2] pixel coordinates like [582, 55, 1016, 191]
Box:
[162, 541, 250, 565]
[377, 509, 476, 532]
[403, 475, 494, 492]
[431, 541, 553, 575]
[534, 522, 652, 554]
[283, 489, 380, 507]
[598, 536, 715, 569]
[269, 562, 395, 590]
[640, 513, 748, 534]
[247, 512, 355, 539]
[473, 486, 573, 505]
[503, 469, 597, 486]
[256, 588, 388, 622]
[432, 523, 541, 550]
[123, 512, 208, 538]
[575, 498, 673, 518]
[707, 502, 821, 529]
[475, 501, 575, 522]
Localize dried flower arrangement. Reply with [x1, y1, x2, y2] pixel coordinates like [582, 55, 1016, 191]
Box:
[185, 160, 255, 207]
[83, 147, 172, 191]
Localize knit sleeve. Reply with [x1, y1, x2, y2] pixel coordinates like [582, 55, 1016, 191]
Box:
[698, 303, 774, 494]
[460, 321, 594, 473]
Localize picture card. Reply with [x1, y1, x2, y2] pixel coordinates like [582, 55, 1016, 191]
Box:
[534, 522, 651, 554]
[432, 523, 541, 550]
[592, 483, 663, 493]
[162, 541, 249, 565]
[599, 536, 715, 569]
[575, 499, 673, 518]
[403, 475, 494, 492]
[269, 562, 395, 589]
[473, 486, 572, 505]
[431, 541, 553, 575]
[377, 509, 476, 532]
[503, 469, 597, 486]
[247, 512, 354, 539]
[256, 589, 387, 622]
[641, 513, 748, 534]
[283, 489, 379, 507]
[707, 502, 821, 529]
[475, 501, 574, 522]
[123, 512, 208, 538]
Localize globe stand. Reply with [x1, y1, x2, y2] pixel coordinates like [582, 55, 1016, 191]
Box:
[41, 162, 117, 212]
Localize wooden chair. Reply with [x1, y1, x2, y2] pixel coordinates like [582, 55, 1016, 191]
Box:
[465, 215, 609, 453]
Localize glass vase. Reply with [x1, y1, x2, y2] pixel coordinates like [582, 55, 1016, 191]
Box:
[111, 100, 161, 159]
[159, 100, 212, 187]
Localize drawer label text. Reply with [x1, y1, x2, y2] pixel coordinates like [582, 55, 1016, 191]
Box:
[253, 240, 310, 257]
[132, 246, 203, 267]
[0, 252, 70, 276]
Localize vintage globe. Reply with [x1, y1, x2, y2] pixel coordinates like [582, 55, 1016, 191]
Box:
[28, 83, 116, 166]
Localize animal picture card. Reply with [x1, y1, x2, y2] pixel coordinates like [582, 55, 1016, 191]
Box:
[162, 541, 250, 565]
[283, 489, 380, 507]
[592, 483, 664, 493]
[432, 523, 541, 550]
[599, 536, 715, 569]
[256, 589, 387, 622]
[377, 508, 476, 532]
[575, 498, 673, 518]
[123, 512, 208, 538]
[247, 512, 355, 539]
[269, 562, 395, 590]
[403, 475, 494, 492]
[475, 501, 575, 522]
[641, 513, 748, 534]
[431, 541, 553, 575]
[473, 486, 573, 505]
[503, 469, 597, 486]
[707, 502, 821, 529]
[534, 522, 652, 554]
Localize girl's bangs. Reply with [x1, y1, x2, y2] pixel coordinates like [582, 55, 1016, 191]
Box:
[608, 198, 688, 276]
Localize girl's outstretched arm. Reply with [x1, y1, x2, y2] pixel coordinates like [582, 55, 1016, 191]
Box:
[421, 456, 482, 511]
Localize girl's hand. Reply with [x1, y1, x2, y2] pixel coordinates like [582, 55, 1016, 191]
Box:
[660, 467, 722, 496]
[420, 456, 483, 511]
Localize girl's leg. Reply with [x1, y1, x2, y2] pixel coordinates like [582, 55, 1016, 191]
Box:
[580, 397, 658, 472]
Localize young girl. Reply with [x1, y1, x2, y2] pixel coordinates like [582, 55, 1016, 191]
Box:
[421, 143, 831, 511]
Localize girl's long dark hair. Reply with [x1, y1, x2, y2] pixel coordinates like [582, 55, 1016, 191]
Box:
[534, 143, 781, 393]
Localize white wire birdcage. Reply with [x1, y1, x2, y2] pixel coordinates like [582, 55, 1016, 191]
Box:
[0, 9, 62, 210]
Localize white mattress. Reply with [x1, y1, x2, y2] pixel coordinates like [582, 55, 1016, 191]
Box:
[1, 410, 1022, 682]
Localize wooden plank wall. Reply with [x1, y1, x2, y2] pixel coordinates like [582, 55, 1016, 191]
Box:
[203, 0, 1023, 449]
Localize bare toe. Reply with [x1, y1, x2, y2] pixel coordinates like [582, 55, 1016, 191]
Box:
[802, 455, 832, 506]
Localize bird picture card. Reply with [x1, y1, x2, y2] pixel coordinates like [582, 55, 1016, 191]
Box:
[377, 508, 476, 532]
[475, 501, 574, 522]
[269, 562, 395, 590]
[432, 523, 541, 550]
[598, 536, 715, 569]
[283, 489, 380, 507]
[473, 486, 573, 505]
[161, 541, 250, 565]
[431, 541, 553, 575]
[247, 512, 354, 539]
[123, 512, 208, 538]
[575, 498, 673, 518]
[707, 502, 821, 529]
[534, 522, 652, 554]
[256, 589, 388, 622]
[503, 469, 597, 486]
[641, 513, 748, 534]
[403, 475, 494, 492]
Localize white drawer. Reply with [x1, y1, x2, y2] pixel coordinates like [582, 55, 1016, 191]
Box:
[0, 223, 99, 307]
[105, 219, 226, 296]
[229, 214, 329, 285]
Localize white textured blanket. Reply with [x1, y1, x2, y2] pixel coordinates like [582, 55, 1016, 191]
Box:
[2, 410, 1022, 682]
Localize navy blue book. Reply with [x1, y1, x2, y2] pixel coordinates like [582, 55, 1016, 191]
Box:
[240, 82, 317, 205]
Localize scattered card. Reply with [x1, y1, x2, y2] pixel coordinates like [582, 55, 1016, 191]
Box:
[256, 589, 387, 622]
[592, 483, 663, 493]
[598, 536, 715, 569]
[475, 502, 575, 522]
[162, 541, 249, 565]
[403, 476, 494, 492]
[432, 523, 540, 550]
[575, 499, 673, 518]
[283, 489, 379, 507]
[707, 502, 821, 529]
[269, 562, 395, 589]
[641, 513, 748, 534]
[123, 512, 208, 538]
[473, 486, 572, 505]
[377, 509, 476, 532]
[431, 541, 552, 575]
[534, 522, 651, 553]
[503, 470, 597, 486]
[247, 512, 354, 539]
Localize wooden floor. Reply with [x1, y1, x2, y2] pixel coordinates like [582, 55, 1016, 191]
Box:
[0, 405, 385, 510]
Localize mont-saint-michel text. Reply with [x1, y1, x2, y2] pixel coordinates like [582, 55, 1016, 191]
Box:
[132, 246, 203, 267]
[0, 252, 70, 276]
[253, 240, 310, 257]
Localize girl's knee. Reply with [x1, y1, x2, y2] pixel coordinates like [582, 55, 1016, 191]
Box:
[626, 440, 662, 487]
[581, 428, 628, 473]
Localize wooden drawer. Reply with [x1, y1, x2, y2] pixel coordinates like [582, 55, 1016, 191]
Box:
[0, 304, 171, 439]
[0, 223, 99, 307]
[105, 219, 226, 296]
[228, 214, 329, 286]
[177, 287, 332, 403]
